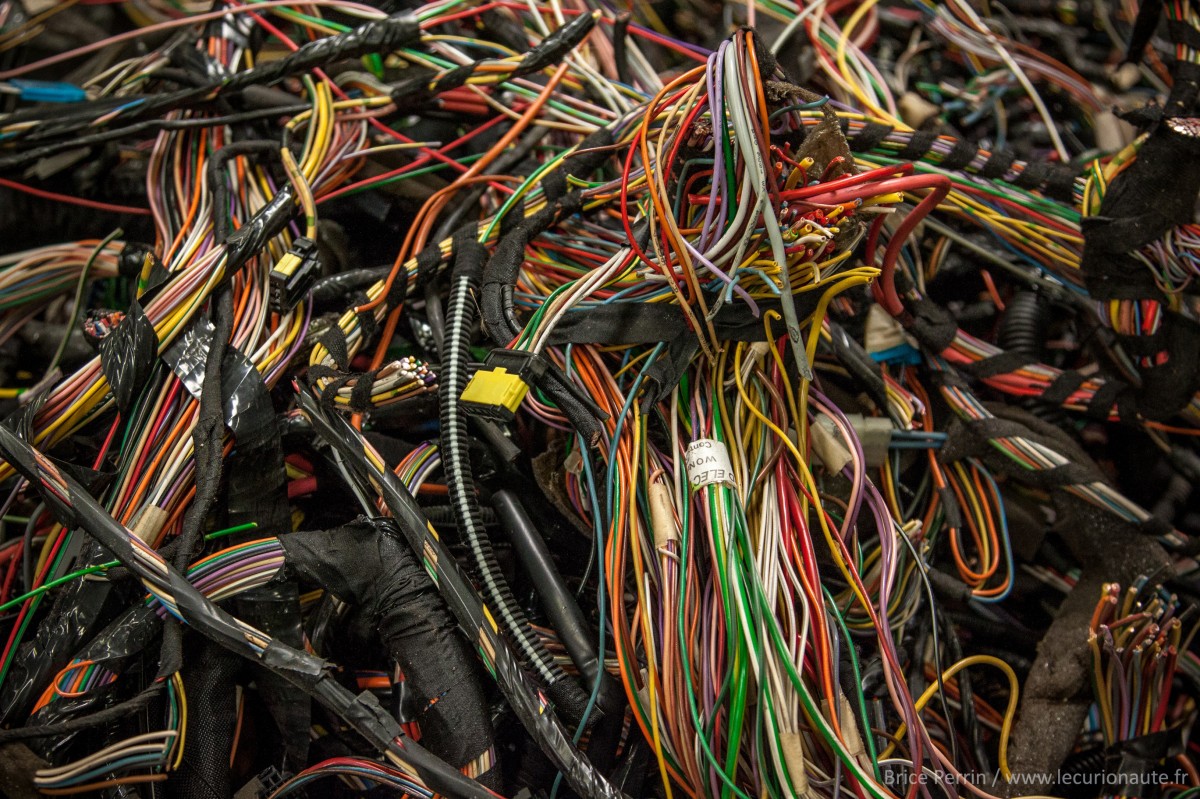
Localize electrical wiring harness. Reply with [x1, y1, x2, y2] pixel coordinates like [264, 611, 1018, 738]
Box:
[1, 2, 1200, 799]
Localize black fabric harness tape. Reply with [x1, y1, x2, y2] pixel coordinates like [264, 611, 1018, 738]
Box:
[281, 518, 498, 783]
[297, 395, 628, 799]
[947, 418, 1101, 487]
[1083, 123, 1200, 262]
[318, 324, 352, 371]
[1125, 0, 1164, 64]
[1167, 20, 1200, 53]
[1040, 370, 1087, 406]
[500, 196, 525, 236]
[1086, 378, 1123, 421]
[937, 485, 963, 530]
[542, 169, 568, 203]
[542, 296, 818, 345]
[0, 425, 495, 799]
[349, 370, 378, 412]
[961, 351, 1035, 379]
[453, 225, 488, 279]
[413, 242, 443, 293]
[1133, 318, 1200, 421]
[566, 127, 617, 176]
[980, 149, 1015, 180]
[904, 297, 959, 353]
[1045, 164, 1081, 201]
[1112, 329, 1169, 358]
[939, 138, 978, 172]
[1104, 728, 1184, 798]
[849, 122, 892, 153]
[99, 302, 159, 416]
[641, 335, 700, 408]
[350, 290, 379, 342]
[899, 130, 938, 161]
[1012, 160, 1050, 190]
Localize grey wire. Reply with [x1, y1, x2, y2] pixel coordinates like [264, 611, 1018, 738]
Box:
[894, 521, 959, 772]
[22, 502, 43, 598]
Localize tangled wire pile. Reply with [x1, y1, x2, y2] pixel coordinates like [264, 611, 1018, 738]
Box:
[2, 1, 1200, 798]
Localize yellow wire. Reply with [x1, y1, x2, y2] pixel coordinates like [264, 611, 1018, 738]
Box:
[881, 654, 1020, 780]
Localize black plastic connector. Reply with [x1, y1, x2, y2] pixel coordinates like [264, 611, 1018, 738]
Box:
[268, 237, 320, 313]
[459, 349, 548, 422]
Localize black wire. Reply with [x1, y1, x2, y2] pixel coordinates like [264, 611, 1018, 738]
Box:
[0, 104, 309, 174]
[895, 522, 959, 770]
[0, 682, 162, 744]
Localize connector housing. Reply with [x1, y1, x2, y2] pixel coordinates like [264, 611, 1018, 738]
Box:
[269, 237, 320, 313]
[459, 349, 546, 421]
[234, 766, 290, 799]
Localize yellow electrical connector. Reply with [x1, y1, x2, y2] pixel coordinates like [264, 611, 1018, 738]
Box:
[459, 367, 530, 420]
[459, 350, 547, 421]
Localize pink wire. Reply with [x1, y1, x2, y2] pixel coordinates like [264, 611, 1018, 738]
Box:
[0, 0, 387, 80]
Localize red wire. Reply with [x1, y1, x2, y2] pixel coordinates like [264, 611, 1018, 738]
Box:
[0, 540, 22, 605]
[0, 178, 150, 215]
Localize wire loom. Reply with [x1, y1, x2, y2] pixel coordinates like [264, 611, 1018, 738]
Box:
[1, 2, 1200, 799]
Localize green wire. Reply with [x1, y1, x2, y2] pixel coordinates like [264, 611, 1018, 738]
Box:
[0, 522, 259, 614]
[824, 586, 883, 781]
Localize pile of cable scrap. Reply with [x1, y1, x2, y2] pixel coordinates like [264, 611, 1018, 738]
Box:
[0, 2, 1199, 799]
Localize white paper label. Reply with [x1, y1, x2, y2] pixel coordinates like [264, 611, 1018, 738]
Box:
[685, 439, 735, 490]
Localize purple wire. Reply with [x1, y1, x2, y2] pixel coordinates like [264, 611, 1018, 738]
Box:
[699, 42, 729, 254]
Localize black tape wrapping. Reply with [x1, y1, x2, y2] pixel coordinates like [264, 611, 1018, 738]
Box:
[391, 13, 593, 108]
[5, 15, 419, 156]
[939, 406, 1108, 493]
[479, 188, 604, 440]
[839, 124, 1079, 200]
[161, 317, 307, 761]
[280, 518, 499, 787]
[542, 295, 820, 346]
[3, 393, 116, 492]
[962, 351, 1036, 379]
[297, 392, 629, 799]
[0, 542, 123, 726]
[846, 121, 891, 152]
[1079, 113, 1200, 419]
[162, 316, 282, 465]
[0, 425, 494, 799]
[1083, 132, 1200, 296]
[224, 185, 296, 272]
[642, 335, 700, 408]
[223, 14, 420, 92]
[1105, 728, 1186, 798]
[827, 321, 892, 414]
[118, 242, 154, 279]
[938, 137, 979, 172]
[520, 12, 596, 74]
[170, 637, 240, 799]
[98, 302, 159, 416]
[139, 254, 173, 302]
[903, 296, 959, 354]
[1039, 370, 1088, 407]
